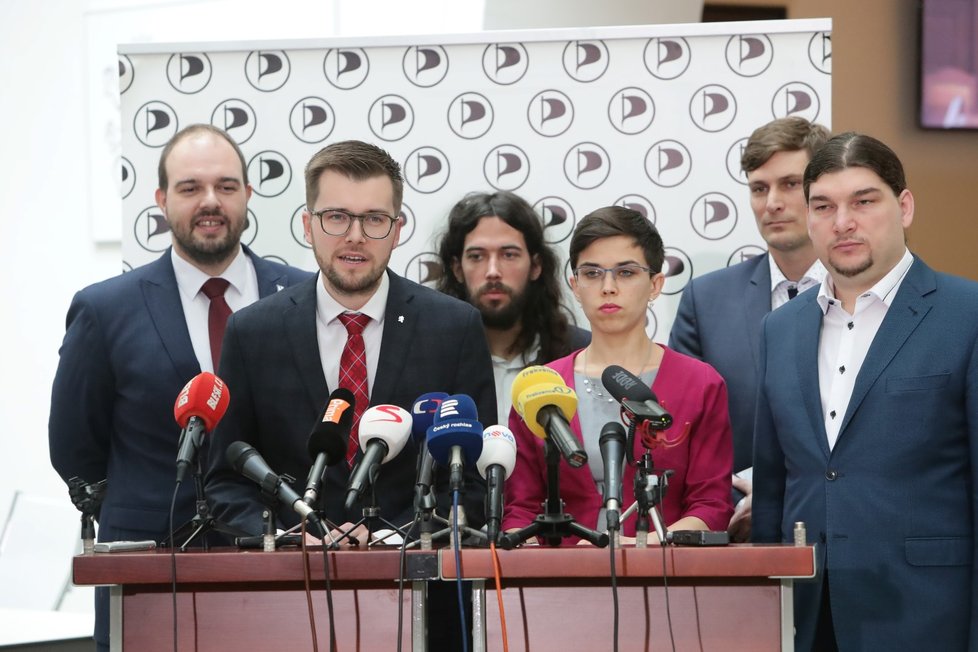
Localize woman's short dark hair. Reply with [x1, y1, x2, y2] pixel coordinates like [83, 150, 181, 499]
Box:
[569, 206, 665, 273]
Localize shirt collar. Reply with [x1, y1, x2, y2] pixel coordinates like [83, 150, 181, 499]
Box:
[171, 245, 248, 300]
[816, 248, 914, 314]
[315, 268, 390, 325]
[491, 336, 541, 369]
[768, 253, 828, 292]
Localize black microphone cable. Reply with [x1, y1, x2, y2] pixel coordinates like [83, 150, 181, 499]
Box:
[309, 515, 338, 652]
[299, 519, 320, 652]
[168, 481, 181, 652]
[660, 536, 676, 652]
[452, 489, 469, 652]
[396, 515, 421, 652]
[609, 529, 619, 652]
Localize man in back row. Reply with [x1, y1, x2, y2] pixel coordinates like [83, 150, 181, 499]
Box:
[436, 191, 590, 424]
[669, 117, 830, 540]
[48, 124, 312, 651]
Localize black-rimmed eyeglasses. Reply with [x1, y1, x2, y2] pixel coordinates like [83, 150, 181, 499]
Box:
[310, 208, 398, 240]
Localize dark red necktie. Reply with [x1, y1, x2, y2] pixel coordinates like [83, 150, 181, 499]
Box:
[338, 313, 371, 467]
[201, 278, 232, 372]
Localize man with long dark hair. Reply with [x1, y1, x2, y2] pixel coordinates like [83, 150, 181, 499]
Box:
[436, 191, 590, 423]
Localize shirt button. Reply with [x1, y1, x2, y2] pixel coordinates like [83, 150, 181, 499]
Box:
[825, 470, 838, 481]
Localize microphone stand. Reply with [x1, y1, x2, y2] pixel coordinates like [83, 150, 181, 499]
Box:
[621, 421, 671, 548]
[332, 463, 411, 548]
[406, 471, 487, 550]
[67, 477, 106, 554]
[500, 438, 608, 549]
[165, 458, 250, 551]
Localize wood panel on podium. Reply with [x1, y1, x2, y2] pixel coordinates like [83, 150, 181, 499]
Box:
[441, 544, 816, 652]
[73, 547, 437, 651]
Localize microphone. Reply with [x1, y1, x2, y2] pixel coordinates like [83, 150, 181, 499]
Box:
[344, 405, 412, 511]
[174, 371, 230, 483]
[426, 395, 484, 491]
[412, 392, 449, 505]
[510, 366, 587, 468]
[225, 441, 323, 534]
[599, 421, 627, 531]
[476, 425, 517, 544]
[302, 388, 355, 507]
[601, 365, 673, 430]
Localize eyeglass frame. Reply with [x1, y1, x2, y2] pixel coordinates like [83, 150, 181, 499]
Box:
[309, 207, 399, 240]
[572, 263, 655, 286]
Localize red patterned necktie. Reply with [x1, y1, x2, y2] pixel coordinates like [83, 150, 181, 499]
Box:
[201, 278, 232, 372]
[338, 312, 371, 467]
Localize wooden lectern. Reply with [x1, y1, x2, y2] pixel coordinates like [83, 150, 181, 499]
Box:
[74, 543, 814, 651]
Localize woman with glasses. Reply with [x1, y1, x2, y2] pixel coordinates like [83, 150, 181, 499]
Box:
[503, 206, 733, 544]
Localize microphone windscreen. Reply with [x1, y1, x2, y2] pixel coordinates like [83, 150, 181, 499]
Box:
[601, 365, 658, 404]
[511, 366, 578, 440]
[427, 394, 483, 466]
[307, 388, 355, 463]
[411, 392, 449, 443]
[174, 371, 230, 431]
[358, 405, 412, 463]
[477, 425, 517, 480]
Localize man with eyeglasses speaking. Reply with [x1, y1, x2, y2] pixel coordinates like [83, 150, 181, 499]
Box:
[205, 139, 494, 553]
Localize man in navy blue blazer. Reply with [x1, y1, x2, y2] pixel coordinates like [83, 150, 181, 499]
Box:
[752, 132, 978, 650]
[669, 117, 830, 540]
[48, 124, 312, 651]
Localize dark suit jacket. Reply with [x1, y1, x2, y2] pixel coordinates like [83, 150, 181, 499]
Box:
[752, 257, 978, 651]
[669, 253, 770, 472]
[48, 247, 310, 645]
[205, 271, 496, 535]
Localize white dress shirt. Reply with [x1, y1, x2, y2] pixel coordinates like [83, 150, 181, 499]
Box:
[769, 255, 826, 310]
[315, 271, 389, 394]
[492, 338, 540, 426]
[171, 246, 259, 373]
[816, 249, 914, 449]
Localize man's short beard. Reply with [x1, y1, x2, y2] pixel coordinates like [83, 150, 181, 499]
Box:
[171, 214, 245, 267]
[323, 263, 386, 296]
[471, 283, 528, 330]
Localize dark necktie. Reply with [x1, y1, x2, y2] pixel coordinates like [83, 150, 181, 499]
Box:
[338, 313, 371, 467]
[787, 285, 799, 300]
[201, 278, 232, 372]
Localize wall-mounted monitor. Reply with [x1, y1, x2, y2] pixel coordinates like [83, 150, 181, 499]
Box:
[920, 0, 978, 129]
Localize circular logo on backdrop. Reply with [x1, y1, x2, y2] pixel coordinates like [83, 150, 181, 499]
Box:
[772, 82, 821, 121]
[242, 208, 258, 247]
[403, 252, 444, 287]
[726, 137, 749, 185]
[527, 90, 574, 137]
[643, 38, 691, 80]
[323, 48, 370, 89]
[689, 84, 737, 132]
[210, 99, 256, 144]
[404, 147, 450, 194]
[614, 194, 656, 225]
[119, 55, 134, 94]
[448, 92, 494, 139]
[644, 140, 692, 188]
[290, 205, 310, 249]
[562, 40, 609, 82]
[396, 202, 416, 249]
[728, 245, 766, 267]
[133, 101, 178, 147]
[482, 43, 529, 85]
[608, 87, 655, 135]
[563, 142, 610, 190]
[165, 53, 212, 94]
[247, 151, 292, 198]
[534, 196, 575, 245]
[661, 247, 693, 296]
[289, 97, 335, 144]
[484, 144, 530, 191]
[808, 32, 832, 74]
[134, 205, 171, 253]
[368, 95, 414, 142]
[645, 309, 659, 340]
[403, 46, 449, 87]
[120, 157, 136, 199]
[690, 192, 738, 241]
[724, 34, 773, 77]
[245, 50, 290, 92]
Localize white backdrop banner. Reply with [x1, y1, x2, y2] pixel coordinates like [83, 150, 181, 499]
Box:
[119, 19, 832, 338]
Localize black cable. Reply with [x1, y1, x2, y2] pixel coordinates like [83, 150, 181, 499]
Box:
[661, 540, 676, 652]
[609, 531, 619, 652]
[396, 516, 421, 652]
[452, 490, 469, 652]
[168, 482, 181, 652]
[314, 517, 337, 652]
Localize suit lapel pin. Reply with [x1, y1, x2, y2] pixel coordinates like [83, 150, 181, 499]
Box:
[276, 284, 284, 292]
[398, 315, 404, 323]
